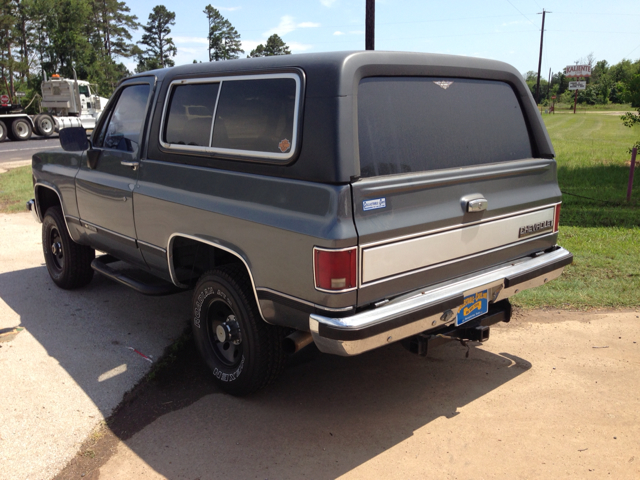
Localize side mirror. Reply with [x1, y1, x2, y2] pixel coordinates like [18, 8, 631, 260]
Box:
[59, 127, 89, 151]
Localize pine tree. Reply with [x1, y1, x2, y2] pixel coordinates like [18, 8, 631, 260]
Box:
[90, 0, 138, 91]
[248, 34, 291, 58]
[137, 5, 177, 72]
[203, 5, 243, 61]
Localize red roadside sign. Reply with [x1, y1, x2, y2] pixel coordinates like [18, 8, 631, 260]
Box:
[0, 94, 9, 105]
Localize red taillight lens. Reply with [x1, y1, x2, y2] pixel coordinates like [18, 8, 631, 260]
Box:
[314, 247, 357, 291]
[554, 204, 561, 232]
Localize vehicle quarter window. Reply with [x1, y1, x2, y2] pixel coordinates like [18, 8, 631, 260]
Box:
[164, 83, 219, 146]
[102, 84, 150, 153]
[212, 78, 296, 154]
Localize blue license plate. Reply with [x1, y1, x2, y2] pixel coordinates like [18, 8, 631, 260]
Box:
[456, 290, 489, 326]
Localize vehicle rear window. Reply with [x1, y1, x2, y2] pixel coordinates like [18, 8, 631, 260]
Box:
[212, 78, 296, 154]
[358, 77, 533, 177]
[164, 83, 219, 147]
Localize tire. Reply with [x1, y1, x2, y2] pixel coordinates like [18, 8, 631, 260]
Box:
[192, 265, 286, 396]
[11, 117, 32, 141]
[0, 120, 6, 142]
[35, 114, 55, 137]
[42, 206, 95, 289]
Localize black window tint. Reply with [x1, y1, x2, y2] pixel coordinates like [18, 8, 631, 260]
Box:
[103, 84, 150, 152]
[212, 78, 296, 154]
[358, 77, 533, 178]
[79, 85, 90, 96]
[164, 83, 219, 146]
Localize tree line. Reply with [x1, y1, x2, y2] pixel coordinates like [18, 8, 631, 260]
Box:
[0, 1, 290, 110]
[524, 54, 640, 108]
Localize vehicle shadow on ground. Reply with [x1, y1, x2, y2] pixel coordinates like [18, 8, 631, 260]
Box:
[0, 265, 533, 480]
[0, 265, 191, 415]
[101, 330, 532, 479]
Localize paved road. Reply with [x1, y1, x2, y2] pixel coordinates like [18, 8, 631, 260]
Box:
[0, 136, 62, 165]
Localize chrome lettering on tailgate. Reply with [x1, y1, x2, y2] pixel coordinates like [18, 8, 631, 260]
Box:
[519, 220, 553, 238]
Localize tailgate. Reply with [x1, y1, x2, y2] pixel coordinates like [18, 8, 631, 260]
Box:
[352, 76, 561, 306]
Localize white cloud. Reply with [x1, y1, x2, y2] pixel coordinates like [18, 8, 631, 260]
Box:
[178, 47, 200, 54]
[287, 42, 313, 53]
[241, 40, 261, 54]
[334, 31, 345, 36]
[501, 20, 525, 26]
[174, 36, 209, 44]
[320, 0, 337, 6]
[215, 6, 241, 11]
[264, 16, 320, 37]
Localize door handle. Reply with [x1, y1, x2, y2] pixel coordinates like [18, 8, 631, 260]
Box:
[121, 160, 139, 171]
[467, 198, 488, 212]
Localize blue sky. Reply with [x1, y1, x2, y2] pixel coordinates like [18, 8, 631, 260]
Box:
[124, 0, 640, 76]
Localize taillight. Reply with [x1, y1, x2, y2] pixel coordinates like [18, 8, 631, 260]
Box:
[314, 247, 357, 291]
[554, 203, 561, 232]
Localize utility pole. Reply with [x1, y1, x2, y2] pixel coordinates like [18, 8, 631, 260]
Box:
[366, 0, 375, 50]
[535, 9, 551, 105]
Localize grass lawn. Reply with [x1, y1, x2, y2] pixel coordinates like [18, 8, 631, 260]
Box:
[513, 113, 639, 309]
[0, 166, 32, 214]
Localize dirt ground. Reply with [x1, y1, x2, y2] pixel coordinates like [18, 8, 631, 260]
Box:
[53, 308, 640, 480]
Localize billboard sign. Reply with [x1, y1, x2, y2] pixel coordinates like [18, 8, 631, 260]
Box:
[568, 81, 587, 91]
[566, 65, 591, 77]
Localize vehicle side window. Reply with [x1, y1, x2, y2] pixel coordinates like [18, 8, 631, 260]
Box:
[161, 74, 300, 161]
[212, 78, 296, 154]
[79, 85, 90, 96]
[102, 84, 150, 153]
[164, 83, 219, 146]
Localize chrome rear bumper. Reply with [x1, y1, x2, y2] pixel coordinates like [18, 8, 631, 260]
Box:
[309, 246, 572, 356]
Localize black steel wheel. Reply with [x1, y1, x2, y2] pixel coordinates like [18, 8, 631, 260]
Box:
[35, 114, 55, 137]
[11, 118, 32, 141]
[0, 120, 7, 142]
[192, 265, 286, 396]
[42, 206, 95, 289]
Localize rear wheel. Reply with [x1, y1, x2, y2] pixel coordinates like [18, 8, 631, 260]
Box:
[35, 114, 55, 137]
[11, 118, 32, 141]
[42, 206, 95, 289]
[191, 265, 286, 396]
[0, 120, 6, 142]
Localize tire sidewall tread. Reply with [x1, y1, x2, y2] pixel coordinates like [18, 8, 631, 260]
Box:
[42, 206, 94, 289]
[192, 265, 286, 396]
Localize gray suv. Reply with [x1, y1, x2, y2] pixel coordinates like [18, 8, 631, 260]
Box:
[27, 51, 572, 395]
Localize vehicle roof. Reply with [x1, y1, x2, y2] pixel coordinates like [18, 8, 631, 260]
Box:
[135, 51, 553, 184]
[129, 50, 525, 95]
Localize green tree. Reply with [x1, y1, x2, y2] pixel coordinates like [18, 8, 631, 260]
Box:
[203, 5, 243, 61]
[0, 0, 19, 98]
[137, 5, 176, 72]
[248, 34, 291, 58]
[620, 75, 640, 152]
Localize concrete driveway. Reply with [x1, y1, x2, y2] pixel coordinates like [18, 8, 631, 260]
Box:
[0, 213, 190, 480]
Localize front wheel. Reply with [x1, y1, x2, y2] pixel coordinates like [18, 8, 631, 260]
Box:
[191, 266, 286, 396]
[42, 206, 95, 289]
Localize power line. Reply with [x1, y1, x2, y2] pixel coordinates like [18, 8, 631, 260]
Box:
[626, 42, 640, 58]
[505, 0, 538, 26]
